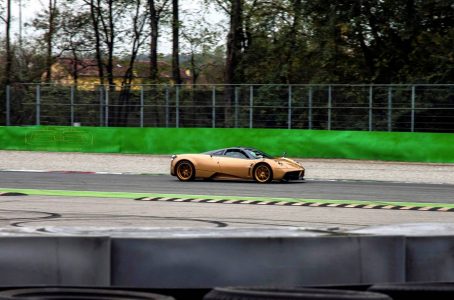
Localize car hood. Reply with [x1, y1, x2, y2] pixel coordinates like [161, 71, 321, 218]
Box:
[273, 157, 304, 169]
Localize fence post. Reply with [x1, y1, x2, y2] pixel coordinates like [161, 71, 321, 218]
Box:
[165, 86, 169, 128]
[249, 85, 253, 129]
[368, 85, 373, 131]
[411, 85, 416, 132]
[99, 86, 104, 126]
[212, 86, 216, 128]
[288, 85, 292, 129]
[388, 86, 393, 132]
[140, 86, 144, 128]
[308, 86, 313, 130]
[175, 86, 179, 128]
[234, 86, 239, 128]
[36, 84, 40, 126]
[327, 85, 332, 130]
[105, 86, 109, 127]
[70, 86, 75, 125]
[5, 85, 10, 126]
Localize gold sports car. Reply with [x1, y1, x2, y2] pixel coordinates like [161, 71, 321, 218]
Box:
[170, 147, 305, 183]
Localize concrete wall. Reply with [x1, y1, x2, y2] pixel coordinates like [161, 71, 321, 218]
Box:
[0, 237, 110, 286]
[0, 228, 452, 287]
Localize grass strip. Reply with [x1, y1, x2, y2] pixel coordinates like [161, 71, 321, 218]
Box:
[1, 187, 453, 209]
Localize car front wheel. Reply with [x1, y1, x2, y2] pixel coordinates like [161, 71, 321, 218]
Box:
[175, 160, 195, 181]
[253, 163, 273, 183]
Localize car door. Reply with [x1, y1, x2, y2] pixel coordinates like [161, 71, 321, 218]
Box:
[218, 149, 253, 178]
[195, 154, 221, 177]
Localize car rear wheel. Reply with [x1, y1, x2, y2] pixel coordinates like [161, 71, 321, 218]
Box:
[176, 160, 195, 181]
[253, 163, 273, 183]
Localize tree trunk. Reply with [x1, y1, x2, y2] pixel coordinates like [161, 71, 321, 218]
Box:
[190, 52, 198, 86]
[71, 49, 79, 87]
[148, 0, 159, 82]
[119, 0, 145, 126]
[106, 0, 115, 88]
[45, 0, 57, 83]
[4, 0, 12, 85]
[225, 0, 243, 85]
[286, 0, 302, 84]
[90, 0, 104, 85]
[224, 0, 244, 127]
[171, 0, 181, 84]
[97, 0, 116, 124]
[352, 2, 375, 80]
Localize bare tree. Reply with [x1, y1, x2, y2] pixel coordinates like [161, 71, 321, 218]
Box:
[84, 0, 120, 88]
[181, 17, 220, 86]
[88, 0, 105, 85]
[1, 0, 12, 85]
[225, 0, 244, 85]
[45, 0, 58, 82]
[211, 0, 245, 126]
[56, 3, 94, 86]
[148, 0, 169, 82]
[103, 0, 115, 88]
[117, 0, 148, 125]
[28, 0, 59, 83]
[122, 0, 148, 86]
[171, 0, 181, 84]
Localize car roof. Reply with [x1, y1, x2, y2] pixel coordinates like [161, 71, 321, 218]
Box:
[204, 147, 254, 154]
[211, 147, 254, 152]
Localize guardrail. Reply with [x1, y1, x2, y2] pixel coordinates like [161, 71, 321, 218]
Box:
[2, 84, 454, 132]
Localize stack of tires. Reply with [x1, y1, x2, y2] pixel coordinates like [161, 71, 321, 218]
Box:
[204, 283, 454, 300]
[0, 288, 174, 300]
[368, 282, 454, 300]
[204, 287, 390, 300]
[0, 283, 452, 299]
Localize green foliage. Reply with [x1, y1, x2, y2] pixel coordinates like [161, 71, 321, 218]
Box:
[236, 0, 454, 84]
[0, 0, 452, 87]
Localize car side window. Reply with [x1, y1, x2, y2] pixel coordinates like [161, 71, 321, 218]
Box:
[212, 150, 224, 156]
[224, 150, 248, 159]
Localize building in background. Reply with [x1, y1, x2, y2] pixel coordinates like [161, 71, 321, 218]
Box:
[45, 58, 192, 89]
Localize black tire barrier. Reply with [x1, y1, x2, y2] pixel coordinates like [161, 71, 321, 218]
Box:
[0, 192, 27, 196]
[368, 282, 454, 300]
[203, 287, 392, 300]
[0, 287, 175, 300]
[302, 284, 373, 292]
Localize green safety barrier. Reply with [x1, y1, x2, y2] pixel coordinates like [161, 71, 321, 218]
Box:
[0, 126, 453, 163]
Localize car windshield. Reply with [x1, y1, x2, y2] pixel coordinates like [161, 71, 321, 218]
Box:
[245, 149, 274, 159]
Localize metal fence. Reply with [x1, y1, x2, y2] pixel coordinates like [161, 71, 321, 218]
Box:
[1, 84, 454, 132]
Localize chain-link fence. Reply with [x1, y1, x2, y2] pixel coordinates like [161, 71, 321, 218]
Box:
[1, 84, 454, 132]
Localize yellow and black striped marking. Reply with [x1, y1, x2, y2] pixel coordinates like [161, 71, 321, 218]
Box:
[135, 196, 454, 212]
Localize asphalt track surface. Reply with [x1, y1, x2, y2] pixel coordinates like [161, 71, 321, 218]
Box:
[3, 194, 452, 230]
[1, 171, 454, 204]
[1, 171, 453, 230]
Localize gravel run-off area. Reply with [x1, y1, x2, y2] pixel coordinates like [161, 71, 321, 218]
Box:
[1, 150, 454, 185]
